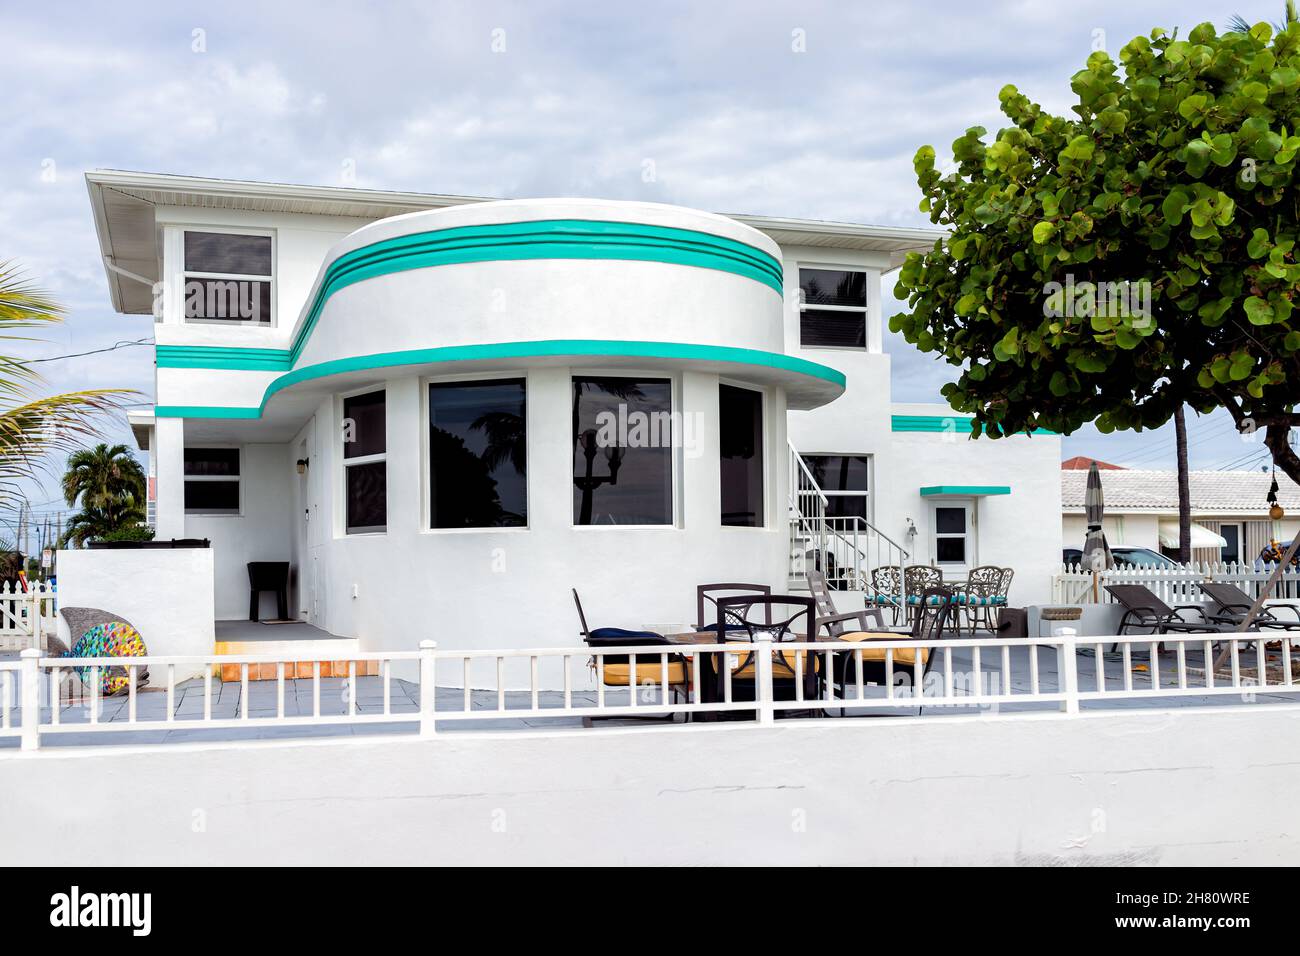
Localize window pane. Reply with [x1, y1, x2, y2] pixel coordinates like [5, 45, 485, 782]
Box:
[936, 538, 966, 563]
[343, 391, 386, 458]
[346, 462, 387, 533]
[429, 379, 527, 528]
[184, 448, 240, 477]
[825, 495, 868, 520]
[935, 507, 966, 534]
[573, 377, 672, 525]
[800, 309, 866, 348]
[184, 480, 239, 513]
[799, 268, 866, 308]
[804, 455, 869, 493]
[184, 232, 272, 276]
[719, 384, 763, 527]
[183, 278, 271, 323]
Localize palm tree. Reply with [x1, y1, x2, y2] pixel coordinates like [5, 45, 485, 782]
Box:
[0, 262, 136, 504]
[60, 443, 147, 546]
[1229, 0, 1298, 32]
[61, 443, 145, 513]
[1174, 406, 1192, 563]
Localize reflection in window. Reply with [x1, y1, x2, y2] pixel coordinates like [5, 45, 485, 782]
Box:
[803, 454, 870, 520]
[343, 390, 386, 534]
[183, 447, 240, 514]
[799, 268, 867, 348]
[720, 385, 764, 527]
[572, 377, 672, 525]
[429, 379, 527, 529]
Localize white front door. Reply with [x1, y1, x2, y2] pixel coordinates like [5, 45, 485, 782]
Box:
[931, 500, 975, 577]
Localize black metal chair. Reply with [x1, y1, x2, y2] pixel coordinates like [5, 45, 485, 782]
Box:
[714, 595, 819, 713]
[694, 583, 770, 636]
[1200, 581, 1300, 630]
[572, 589, 690, 725]
[247, 561, 290, 621]
[1105, 584, 1226, 636]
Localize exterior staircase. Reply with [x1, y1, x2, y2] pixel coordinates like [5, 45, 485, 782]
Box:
[787, 441, 909, 597]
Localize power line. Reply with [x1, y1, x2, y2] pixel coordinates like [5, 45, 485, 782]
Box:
[24, 338, 153, 363]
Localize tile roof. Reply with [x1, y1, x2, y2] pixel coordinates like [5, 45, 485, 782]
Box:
[1061, 468, 1300, 514]
[1061, 456, 1124, 470]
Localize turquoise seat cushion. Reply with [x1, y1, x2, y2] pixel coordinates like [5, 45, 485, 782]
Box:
[906, 594, 951, 606]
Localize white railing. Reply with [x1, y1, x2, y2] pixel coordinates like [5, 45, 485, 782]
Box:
[1052, 562, 1300, 605]
[0, 581, 57, 650]
[6, 631, 1300, 750]
[787, 441, 908, 593]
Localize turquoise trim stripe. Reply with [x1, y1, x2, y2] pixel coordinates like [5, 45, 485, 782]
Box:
[919, 485, 1012, 497]
[891, 414, 1053, 436]
[154, 339, 845, 420]
[157, 219, 783, 373]
[157, 345, 292, 371]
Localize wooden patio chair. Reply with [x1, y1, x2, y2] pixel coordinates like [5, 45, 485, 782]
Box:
[806, 569, 888, 638]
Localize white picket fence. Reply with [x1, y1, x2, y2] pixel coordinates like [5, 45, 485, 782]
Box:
[1051, 562, 1300, 605]
[0, 582, 58, 651]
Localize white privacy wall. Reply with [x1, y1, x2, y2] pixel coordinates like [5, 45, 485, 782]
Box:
[7, 706, 1300, 865]
[55, 548, 215, 682]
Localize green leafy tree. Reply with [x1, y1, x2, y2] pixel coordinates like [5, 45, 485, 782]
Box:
[60, 442, 148, 546]
[891, 21, 1300, 485]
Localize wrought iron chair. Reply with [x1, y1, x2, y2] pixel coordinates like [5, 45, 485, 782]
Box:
[714, 595, 820, 712]
[694, 583, 771, 636]
[904, 565, 945, 624]
[959, 565, 1007, 635]
[869, 565, 904, 626]
[572, 589, 690, 725]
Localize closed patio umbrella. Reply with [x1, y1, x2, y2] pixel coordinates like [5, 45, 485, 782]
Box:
[1081, 461, 1113, 600]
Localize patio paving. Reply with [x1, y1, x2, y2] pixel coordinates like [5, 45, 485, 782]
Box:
[3, 644, 1298, 749]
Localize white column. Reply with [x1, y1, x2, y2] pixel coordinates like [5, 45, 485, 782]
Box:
[154, 416, 185, 540]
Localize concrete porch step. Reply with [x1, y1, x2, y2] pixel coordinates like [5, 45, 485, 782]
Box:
[213, 637, 375, 682]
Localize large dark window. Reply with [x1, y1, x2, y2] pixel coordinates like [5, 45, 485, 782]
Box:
[429, 379, 527, 529]
[183, 231, 273, 324]
[342, 390, 386, 533]
[799, 268, 867, 348]
[573, 377, 672, 525]
[184, 447, 240, 514]
[719, 384, 764, 527]
[803, 454, 870, 520]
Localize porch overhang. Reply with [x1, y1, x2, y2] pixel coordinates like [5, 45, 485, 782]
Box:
[919, 485, 1011, 498]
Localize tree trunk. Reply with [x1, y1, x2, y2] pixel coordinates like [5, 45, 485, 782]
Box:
[1174, 406, 1191, 564]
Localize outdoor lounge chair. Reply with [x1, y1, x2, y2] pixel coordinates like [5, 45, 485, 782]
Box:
[806, 570, 889, 637]
[1105, 584, 1229, 638]
[822, 585, 955, 709]
[1199, 581, 1300, 631]
[572, 589, 690, 724]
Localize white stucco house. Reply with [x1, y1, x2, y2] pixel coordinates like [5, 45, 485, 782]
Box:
[76, 170, 1062, 662]
[1061, 459, 1300, 565]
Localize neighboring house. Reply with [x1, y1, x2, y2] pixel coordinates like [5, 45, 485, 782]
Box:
[1061, 464, 1300, 565]
[88, 170, 1062, 658]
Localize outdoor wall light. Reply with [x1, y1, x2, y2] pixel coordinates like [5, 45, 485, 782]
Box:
[296, 458, 310, 475]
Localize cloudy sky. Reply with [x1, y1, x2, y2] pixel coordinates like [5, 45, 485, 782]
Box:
[0, 0, 1280, 527]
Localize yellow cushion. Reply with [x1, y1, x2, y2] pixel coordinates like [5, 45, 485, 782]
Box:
[600, 660, 690, 686]
[725, 644, 821, 678]
[835, 632, 929, 666]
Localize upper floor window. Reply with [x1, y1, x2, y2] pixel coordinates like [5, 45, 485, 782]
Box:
[799, 268, 866, 349]
[342, 390, 386, 534]
[719, 384, 764, 527]
[429, 379, 528, 529]
[183, 231, 273, 325]
[573, 376, 673, 526]
[803, 454, 871, 521]
[184, 447, 240, 515]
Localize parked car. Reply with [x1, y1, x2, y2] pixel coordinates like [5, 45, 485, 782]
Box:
[1062, 546, 1180, 569]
